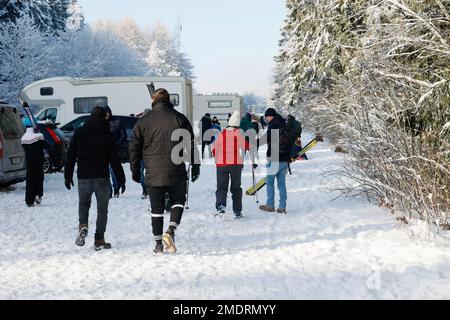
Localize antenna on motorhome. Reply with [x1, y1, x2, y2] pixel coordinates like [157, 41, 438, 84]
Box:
[147, 82, 156, 97]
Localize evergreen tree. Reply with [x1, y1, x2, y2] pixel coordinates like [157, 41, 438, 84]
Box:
[0, 0, 82, 34]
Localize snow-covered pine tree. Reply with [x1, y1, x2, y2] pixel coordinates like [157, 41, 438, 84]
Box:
[0, 16, 52, 105]
[65, 0, 84, 31]
[51, 26, 148, 78]
[0, 0, 82, 34]
[274, 0, 450, 231]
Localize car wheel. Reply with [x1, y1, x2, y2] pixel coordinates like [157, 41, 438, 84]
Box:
[43, 157, 52, 174]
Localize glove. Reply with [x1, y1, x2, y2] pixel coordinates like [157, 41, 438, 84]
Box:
[120, 183, 126, 194]
[253, 164, 258, 169]
[191, 164, 200, 183]
[132, 171, 141, 183]
[65, 178, 74, 190]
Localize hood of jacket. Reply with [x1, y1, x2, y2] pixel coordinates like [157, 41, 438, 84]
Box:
[85, 114, 111, 133]
[269, 113, 286, 129]
[152, 101, 174, 111]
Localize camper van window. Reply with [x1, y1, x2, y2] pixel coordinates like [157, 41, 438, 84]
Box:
[46, 108, 57, 122]
[208, 101, 233, 108]
[170, 94, 180, 106]
[74, 97, 108, 114]
[36, 108, 57, 122]
[40, 87, 54, 96]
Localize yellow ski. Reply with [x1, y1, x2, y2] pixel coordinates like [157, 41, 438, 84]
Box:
[246, 137, 319, 196]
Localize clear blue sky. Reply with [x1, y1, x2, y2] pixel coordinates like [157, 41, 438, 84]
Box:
[78, 0, 287, 97]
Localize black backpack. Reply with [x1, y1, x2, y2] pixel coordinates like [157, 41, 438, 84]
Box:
[278, 125, 292, 155]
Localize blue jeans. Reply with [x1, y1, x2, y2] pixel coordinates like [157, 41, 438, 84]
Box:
[266, 162, 288, 209]
[109, 166, 119, 191]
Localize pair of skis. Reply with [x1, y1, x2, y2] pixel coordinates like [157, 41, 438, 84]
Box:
[21, 101, 40, 132]
[245, 137, 320, 197]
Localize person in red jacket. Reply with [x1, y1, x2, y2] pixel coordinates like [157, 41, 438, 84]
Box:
[212, 111, 255, 219]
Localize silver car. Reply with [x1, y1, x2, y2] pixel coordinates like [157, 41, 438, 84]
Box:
[0, 103, 26, 187]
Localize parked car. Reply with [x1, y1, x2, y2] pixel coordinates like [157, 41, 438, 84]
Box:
[60, 115, 138, 163]
[0, 103, 26, 187]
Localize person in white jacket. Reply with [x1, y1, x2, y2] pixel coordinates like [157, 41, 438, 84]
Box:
[21, 119, 46, 207]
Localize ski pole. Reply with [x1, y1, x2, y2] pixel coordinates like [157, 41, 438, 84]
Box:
[185, 164, 191, 210]
[252, 164, 259, 205]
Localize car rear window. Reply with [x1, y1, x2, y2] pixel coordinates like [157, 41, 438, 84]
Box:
[0, 107, 23, 139]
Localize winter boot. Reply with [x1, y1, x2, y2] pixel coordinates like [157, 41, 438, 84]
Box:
[153, 242, 164, 256]
[113, 189, 120, 198]
[35, 196, 42, 205]
[277, 208, 287, 214]
[94, 239, 112, 251]
[234, 212, 243, 220]
[259, 205, 275, 213]
[162, 229, 177, 254]
[76, 225, 89, 247]
[215, 204, 226, 217]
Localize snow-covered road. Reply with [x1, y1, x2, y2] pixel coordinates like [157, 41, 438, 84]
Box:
[1, 134, 449, 299]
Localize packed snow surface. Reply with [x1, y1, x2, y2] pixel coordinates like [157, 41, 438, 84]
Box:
[1, 134, 449, 299]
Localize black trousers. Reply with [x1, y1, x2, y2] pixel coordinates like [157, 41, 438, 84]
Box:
[148, 183, 187, 241]
[25, 165, 44, 205]
[78, 179, 110, 241]
[216, 165, 243, 213]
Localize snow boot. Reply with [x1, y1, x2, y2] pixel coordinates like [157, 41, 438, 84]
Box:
[234, 212, 243, 220]
[277, 208, 287, 214]
[113, 189, 120, 198]
[76, 225, 89, 247]
[259, 205, 275, 213]
[215, 205, 226, 217]
[153, 242, 164, 256]
[162, 229, 177, 254]
[35, 196, 42, 206]
[94, 239, 112, 251]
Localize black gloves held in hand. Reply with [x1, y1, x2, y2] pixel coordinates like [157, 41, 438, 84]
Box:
[65, 179, 74, 190]
[191, 164, 200, 182]
[132, 171, 141, 184]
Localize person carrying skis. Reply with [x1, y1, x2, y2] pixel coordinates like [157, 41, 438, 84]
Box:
[198, 113, 213, 159]
[21, 118, 46, 207]
[129, 88, 200, 255]
[259, 108, 290, 214]
[212, 111, 254, 219]
[105, 106, 127, 198]
[64, 106, 126, 251]
[286, 115, 305, 160]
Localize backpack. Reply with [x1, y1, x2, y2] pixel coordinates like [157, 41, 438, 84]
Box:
[278, 125, 292, 155]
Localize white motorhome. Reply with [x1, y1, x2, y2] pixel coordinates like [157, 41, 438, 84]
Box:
[193, 94, 243, 131]
[20, 76, 194, 126]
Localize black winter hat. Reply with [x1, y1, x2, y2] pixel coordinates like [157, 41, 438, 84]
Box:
[265, 108, 277, 117]
[91, 106, 107, 118]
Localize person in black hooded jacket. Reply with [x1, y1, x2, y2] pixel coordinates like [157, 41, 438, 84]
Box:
[105, 106, 127, 198]
[129, 88, 200, 255]
[64, 106, 126, 251]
